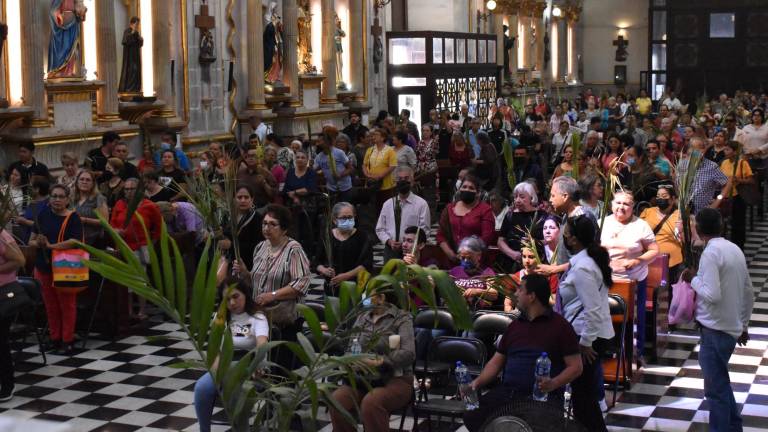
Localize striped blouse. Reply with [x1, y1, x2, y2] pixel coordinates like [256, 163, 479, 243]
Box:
[250, 239, 311, 327]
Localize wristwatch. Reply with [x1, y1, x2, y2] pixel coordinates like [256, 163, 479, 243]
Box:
[717, 194, 724, 200]
[271, 290, 277, 297]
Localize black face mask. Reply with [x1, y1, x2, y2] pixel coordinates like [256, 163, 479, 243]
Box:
[459, 190, 477, 204]
[656, 198, 670, 210]
[397, 180, 411, 194]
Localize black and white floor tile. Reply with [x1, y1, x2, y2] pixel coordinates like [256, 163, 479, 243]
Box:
[2, 222, 768, 431]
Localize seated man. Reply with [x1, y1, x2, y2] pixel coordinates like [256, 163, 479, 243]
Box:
[463, 274, 583, 432]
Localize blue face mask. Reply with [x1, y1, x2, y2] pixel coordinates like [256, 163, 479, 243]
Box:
[337, 218, 355, 232]
[627, 157, 636, 166]
[362, 297, 372, 308]
[160, 142, 171, 150]
[460, 258, 474, 271]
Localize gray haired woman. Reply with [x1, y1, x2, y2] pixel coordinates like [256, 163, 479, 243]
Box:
[315, 202, 373, 297]
[449, 236, 499, 310]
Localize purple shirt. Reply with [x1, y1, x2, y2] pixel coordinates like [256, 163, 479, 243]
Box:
[173, 202, 205, 243]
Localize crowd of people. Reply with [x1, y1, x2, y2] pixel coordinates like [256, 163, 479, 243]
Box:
[0, 88, 759, 432]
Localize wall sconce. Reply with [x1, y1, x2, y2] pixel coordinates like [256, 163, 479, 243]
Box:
[477, 0, 496, 34]
[552, 6, 562, 18]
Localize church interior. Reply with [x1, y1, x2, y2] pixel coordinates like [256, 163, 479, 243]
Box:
[0, 1, 768, 432]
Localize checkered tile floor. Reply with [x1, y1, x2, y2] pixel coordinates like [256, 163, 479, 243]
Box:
[2, 223, 768, 431]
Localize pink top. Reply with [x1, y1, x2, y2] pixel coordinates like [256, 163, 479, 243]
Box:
[437, 202, 496, 249]
[0, 230, 19, 286]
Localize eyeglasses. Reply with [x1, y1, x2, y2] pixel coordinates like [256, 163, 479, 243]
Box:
[262, 221, 280, 228]
[50, 194, 67, 199]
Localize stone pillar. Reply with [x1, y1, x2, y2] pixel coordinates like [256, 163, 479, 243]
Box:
[349, 0, 364, 94]
[152, 0, 175, 117]
[565, 4, 581, 83]
[558, 19, 568, 82]
[508, 14, 518, 76]
[20, 0, 47, 126]
[534, 14, 544, 73]
[247, 0, 267, 109]
[495, 14, 503, 69]
[321, 0, 337, 103]
[96, 0, 120, 122]
[283, 0, 299, 103]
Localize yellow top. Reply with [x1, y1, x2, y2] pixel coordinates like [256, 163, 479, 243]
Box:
[639, 207, 683, 268]
[720, 158, 753, 197]
[364, 145, 398, 190]
[635, 97, 652, 115]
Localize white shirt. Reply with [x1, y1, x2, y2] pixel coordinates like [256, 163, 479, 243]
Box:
[559, 249, 615, 347]
[375, 192, 431, 244]
[662, 97, 682, 112]
[737, 123, 768, 154]
[493, 206, 509, 231]
[229, 312, 269, 351]
[691, 237, 754, 339]
[600, 215, 656, 281]
[253, 123, 270, 144]
[551, 132, 573, 162]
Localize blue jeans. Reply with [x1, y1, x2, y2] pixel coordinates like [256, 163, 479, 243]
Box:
[635, 278, 647, 357]
[699, 326, 742, 432]
[194, 372, 217, 432]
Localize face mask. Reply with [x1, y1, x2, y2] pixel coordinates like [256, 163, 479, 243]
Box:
[160, 142, 171, 150]
[460, 258, 475, 271]
[397, 180, 411, 194]
[459, 190, 477, 204]
[362, 296, 372, 308]
[337, 218, 355, 232]
[455, 179, 463, 190]
[656, 198, 670, 209]
[690, 150, 702, 158]
[627, 157, 636, 166]
[199, 160, 209, 170]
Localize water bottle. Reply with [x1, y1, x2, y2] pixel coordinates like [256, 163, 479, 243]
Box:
[533, 352, 551, 402]
[350, 337, 362, 355]
[455, 361, 479, 410]
[563, 383, 572, 414]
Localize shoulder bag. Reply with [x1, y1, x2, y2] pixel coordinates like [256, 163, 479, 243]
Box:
[52, 212, 90, 294]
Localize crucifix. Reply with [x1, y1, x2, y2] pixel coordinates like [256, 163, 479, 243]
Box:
[195, 0, 216, 65]
[613, 35, 628, 62]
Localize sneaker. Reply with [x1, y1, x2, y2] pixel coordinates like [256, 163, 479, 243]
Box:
[0, 386, 14, 403]
[599, 398, 608, 413]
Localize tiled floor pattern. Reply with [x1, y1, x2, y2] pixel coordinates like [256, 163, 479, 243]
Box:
[1, 223, 768, 431]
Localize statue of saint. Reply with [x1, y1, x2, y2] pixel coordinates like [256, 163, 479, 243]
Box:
[263, 2, 284, 84]
[199, 29, 216, 64]
[297, 0, 315, 74]
[334, 14, 346, 90]
[118, 16, 143, 93]
[47, 0, 87, 80]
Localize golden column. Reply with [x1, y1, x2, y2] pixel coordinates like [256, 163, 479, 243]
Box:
[564, 3, 582, 82]
[321, 0, 337, 103]
[247, 0, 267, 109]
[96, 0, 121, 122]
[533, 1, 546, 73]
[349, 0, 364, 95]
[283, 0, 300, 103]
[152, 0, 175, 118]
[19, 0, 48, 126]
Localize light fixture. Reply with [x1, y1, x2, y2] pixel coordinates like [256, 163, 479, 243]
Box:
[552, 6, 562, 17]
[486, 0, 497, 11]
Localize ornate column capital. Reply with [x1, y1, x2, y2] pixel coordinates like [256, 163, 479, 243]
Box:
[563, 3, 583, 23]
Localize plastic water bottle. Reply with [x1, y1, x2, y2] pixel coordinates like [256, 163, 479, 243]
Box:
[455, 361, 479, 410]
[563, 383, 572, 414]
[350, 337, 362, 355]
[533, 352, 551, 402]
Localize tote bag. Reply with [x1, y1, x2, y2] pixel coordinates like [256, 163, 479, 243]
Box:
[52, 213, 89, 294]
[668, 275, 696, 325]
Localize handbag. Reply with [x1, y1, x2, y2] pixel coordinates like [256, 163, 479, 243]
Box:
[668, 275, 696, 325]
[0, 281, 32, 319]
[51, 212, 90, 294]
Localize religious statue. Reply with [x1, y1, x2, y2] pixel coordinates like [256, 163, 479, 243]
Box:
[47, 0, 87, 80]
[297, 0, 316, 74]
[614, 35, 629, 62]
[263, 2, 284, 84]
[334, 14, 347, 90]
[199, 29, 216, 64]
[118, 16, 143, 93]
[502, 25, 515, 81]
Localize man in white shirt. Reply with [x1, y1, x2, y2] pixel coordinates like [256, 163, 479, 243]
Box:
[249, 113, 270, 144]
[375, 166, 431, 262]
[661, 91, 682, 113]
[682, 208, 753, 432]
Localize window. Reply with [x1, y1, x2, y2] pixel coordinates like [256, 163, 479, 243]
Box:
[457, 39, 466, 63]
[478, 40, 487, 63]
[710, 13, 735, 38]
[468, 39, 476, 63]
[652, 44, 666, 70]
[389, 38, 426, 65]
[652, 11, 667, 41]
[445, 38, 455, 63]
[432, 38, 443, 63]
[488, 40, 496, 63]
[392, 77, 427, 87]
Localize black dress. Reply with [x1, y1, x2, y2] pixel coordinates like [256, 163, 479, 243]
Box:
[315, 229, 373, 297]
[118, 28, 143, 92]
[498, 210, 543, 272]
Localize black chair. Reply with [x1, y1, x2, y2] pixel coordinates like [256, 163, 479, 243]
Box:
[605, 293, 628, 408]
[413, 336, 487, 431]
[9, 277, 47, 365]
[414, 308, 457, 377]
[471, 312, 514, 356]
[79, 274, 106, 349]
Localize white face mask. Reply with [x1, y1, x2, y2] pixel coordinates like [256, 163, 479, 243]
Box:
[455, 179, 462, 190]
[199, 160, 209, 170]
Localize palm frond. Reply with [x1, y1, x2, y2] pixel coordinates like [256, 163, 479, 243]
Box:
[675, 151, 703, 266]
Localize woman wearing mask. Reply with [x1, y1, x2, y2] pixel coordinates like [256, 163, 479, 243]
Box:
[100, 157, 125, 208]
[329, 290, 415, 432]
[640, 184, 683, 283]
[621, 144, 656, 204]
[316, 202, 373, 297]
[28, 185, 84, 355]
[600, 191, 659, 365]
[497, 182, 541, 273]
[449, 236, 498, 310]
[559, 215, 614, 432]
[437, 174, 495, 263]
[719, 140, 754, 250]
[449, 132, 474, 170]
